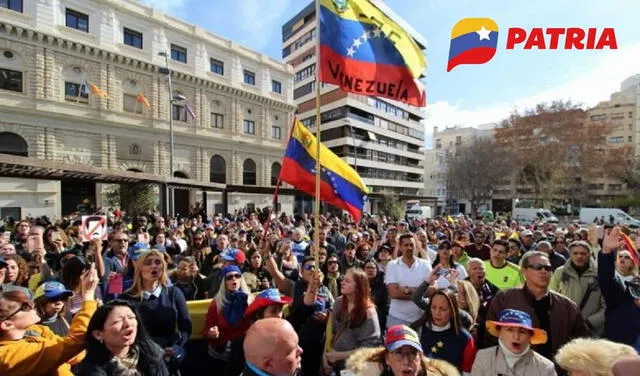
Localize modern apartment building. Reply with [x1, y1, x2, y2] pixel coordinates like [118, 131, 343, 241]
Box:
[586, 85, 637, 203]
[282, 2, 429, 214]
[0, 0, 296, 218]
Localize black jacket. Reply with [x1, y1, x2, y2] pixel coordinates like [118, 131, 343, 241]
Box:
[76, 343, 170, 376]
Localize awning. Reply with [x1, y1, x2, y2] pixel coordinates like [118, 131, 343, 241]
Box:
[0, 154, 225, 191]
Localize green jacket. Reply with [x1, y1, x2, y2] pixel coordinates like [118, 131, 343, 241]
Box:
[549, 259, 605, 337]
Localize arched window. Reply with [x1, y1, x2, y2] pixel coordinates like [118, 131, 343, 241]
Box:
[270, 162, 281, 186]
[174, 171, 189, 179]
[0, 132, 27, 156]
[243, 159, 256, 185]
[210, 155, 226, 184]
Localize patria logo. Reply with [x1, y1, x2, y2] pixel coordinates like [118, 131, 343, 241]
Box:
[447, 18, 618, 71]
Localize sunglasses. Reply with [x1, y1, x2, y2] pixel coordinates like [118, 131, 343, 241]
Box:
[327, 260, 338, 265]
[225, 273, 242, 281]
[2, 302, 33, 322]
[528, 263, 552, 272]
[303, 264, 316, 271]
[390, 349, 419, 361]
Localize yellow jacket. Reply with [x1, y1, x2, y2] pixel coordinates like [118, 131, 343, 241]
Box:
[0, 300, 97, 376]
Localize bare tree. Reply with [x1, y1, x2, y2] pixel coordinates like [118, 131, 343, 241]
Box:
[495, 100, 610, 207]
[446, 138, 512, 217]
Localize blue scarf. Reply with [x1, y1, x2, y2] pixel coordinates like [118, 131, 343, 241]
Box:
[223, 291, 248, 326]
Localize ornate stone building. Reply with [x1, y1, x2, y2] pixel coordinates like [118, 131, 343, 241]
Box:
[0, 0, 296, 218]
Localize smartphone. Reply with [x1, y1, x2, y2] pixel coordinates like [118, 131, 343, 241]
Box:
[437, 268, 451, 277]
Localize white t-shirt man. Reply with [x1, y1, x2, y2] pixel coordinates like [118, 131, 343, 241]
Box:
[385, 256, 432, 325]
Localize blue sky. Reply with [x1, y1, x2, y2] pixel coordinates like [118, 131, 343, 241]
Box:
[141, 0, 640, 142]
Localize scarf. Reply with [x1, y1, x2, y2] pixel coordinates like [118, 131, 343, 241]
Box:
[109, 345, 141, 376]
[499, 338, 530, 370]
[223, 291, 248, 326]
[327, 273, 340, 298]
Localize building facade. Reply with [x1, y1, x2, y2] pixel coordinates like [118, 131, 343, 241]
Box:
[586, 87, 637, 203]
[282, 2, 427, 214]
[0, 0, 296, 218]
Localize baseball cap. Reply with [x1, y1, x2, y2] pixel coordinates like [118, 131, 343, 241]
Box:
[128, 242, 150, 261]
[385, 325, 423, 353]
[34, 281, 73, 300]
[521, 230, 533, 237]
[221, 248, 246, 265]
[244, 288, 292, 319]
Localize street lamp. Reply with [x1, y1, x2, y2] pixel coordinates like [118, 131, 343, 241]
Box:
[158, 51, 187, 216]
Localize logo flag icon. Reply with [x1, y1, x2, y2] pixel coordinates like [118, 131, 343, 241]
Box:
[447, 18, 499, 72]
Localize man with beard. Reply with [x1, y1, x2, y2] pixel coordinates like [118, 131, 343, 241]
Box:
[465, 229, 491, 260]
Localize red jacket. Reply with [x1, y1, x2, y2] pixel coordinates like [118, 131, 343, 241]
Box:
[201, 299, 251, 349]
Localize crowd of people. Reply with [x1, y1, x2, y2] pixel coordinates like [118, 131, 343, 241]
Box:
[1, 209, 640, 376]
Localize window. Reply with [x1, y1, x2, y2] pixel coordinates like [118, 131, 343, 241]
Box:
[609, 136, 624, 144]
[271, 125, 281, 139]
[210, 59, 224, 75]
[302, 54, 314, 62]
[211, 112, 224, 128]
[244, 70, 255, 85]
[171, 44, 187, 63]
[243, 120, 255, 134]
[210, 155, 226, 183]
[272, 80, 282, 94]
[294, 64, 315, 83]
[66, 9, 89, 33]
[1, 0, 22, 12]
[65, 82, 88, 103]
[243, 159, 257, 185]
[172, 104, 187, 121]
[123, 94, 143, 114]
[0, 132, 28, 156]
[629, 136, 633, 143]
[123, 28, 143, 49]
[0, 68, 22, 92]
[294, 81, 314, 99]
[271, 163, 281, 186]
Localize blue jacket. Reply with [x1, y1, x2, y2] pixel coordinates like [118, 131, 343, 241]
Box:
[597, 251, 640, 348]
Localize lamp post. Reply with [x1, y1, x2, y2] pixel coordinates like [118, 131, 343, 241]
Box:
[158, 51, 186, 217]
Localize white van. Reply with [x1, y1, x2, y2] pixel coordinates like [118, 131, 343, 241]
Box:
[513, 208, 559, 224]
[579, 208, 640, 227]
[406, 205, 432, 220]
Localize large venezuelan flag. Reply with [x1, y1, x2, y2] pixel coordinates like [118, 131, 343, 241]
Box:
[318, 0, 426, 107]
[279, 119, 369, 220]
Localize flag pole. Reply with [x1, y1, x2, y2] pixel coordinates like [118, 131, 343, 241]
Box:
[313, 0, 322, 269]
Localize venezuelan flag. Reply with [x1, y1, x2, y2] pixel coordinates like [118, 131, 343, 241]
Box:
[318, 0, 426, 107]
[279, 119, 369, 220]
[447, 18, 499, 72]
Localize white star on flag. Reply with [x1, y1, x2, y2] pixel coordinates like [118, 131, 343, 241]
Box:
[476, 26, 491, 40]
[353, 38, 362, 48]
[361, 30, 369, 41]
[373, 28, 382, 38]
[346, 47, 356, 57]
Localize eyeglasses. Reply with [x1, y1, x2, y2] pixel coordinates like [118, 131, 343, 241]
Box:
[2, 302, 33, 322]
[143, 259, 163, 266]
[390, 349, 419, 362]
[225, 273, 242, 281]
[303, 264, 315, 271]
[528, 263, 552, 272]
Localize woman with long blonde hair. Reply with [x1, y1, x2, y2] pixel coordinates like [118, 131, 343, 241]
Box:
[122, 250, 191, 374]
[202, 265, 254, 376]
